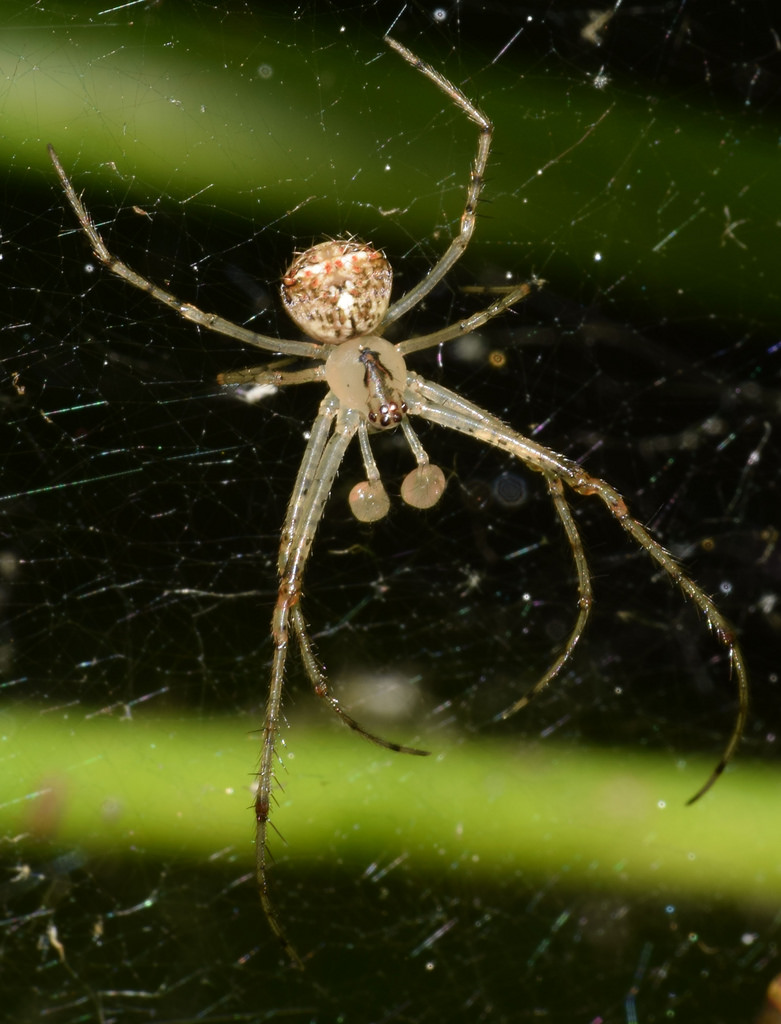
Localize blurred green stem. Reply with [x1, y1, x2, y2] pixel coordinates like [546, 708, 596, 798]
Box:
[2, 710, 772, 906]
[8, 18, 778, 322]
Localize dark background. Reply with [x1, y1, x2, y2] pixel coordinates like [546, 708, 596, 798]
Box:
[2, 1, 779, 1021]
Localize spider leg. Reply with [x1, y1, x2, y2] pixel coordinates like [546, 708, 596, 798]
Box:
[498, 473, 594, 719]
[257, 393, 429, 966]
[279, 394, 344, 567]
[570, 474, 749, 806]
[405, 374, 748, 804]
[218, 363, 325, 388]
[398, 279, 540, 357]
[381, 38, 493, 327]
[289, 605, 430, 756]
[257, 394, 358, 968]
[48, 144, 321, 361]
[286, 415, 430, 750]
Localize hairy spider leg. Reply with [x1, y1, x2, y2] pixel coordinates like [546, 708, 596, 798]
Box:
[218, 363, 325, 388]
[381, 37, 493, 328]
[398, 279, 540, 357]
[290, 605, 429, 756]
[47, 143, 322, 363]
[536, 473, 594, 692]
[256, 394, 352, 968]
[405, 374, 748, 805]
[257, 393, 433, 967]
[281, 404, 428, 755]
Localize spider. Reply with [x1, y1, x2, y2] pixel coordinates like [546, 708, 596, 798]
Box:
[49, 35, 748, 969]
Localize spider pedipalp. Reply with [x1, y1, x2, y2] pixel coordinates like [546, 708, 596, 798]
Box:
[348, 479, 390, 523]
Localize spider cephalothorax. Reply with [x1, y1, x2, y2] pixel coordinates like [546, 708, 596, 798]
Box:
[50, 34, 748, 971]
[323, 334, 406, 426]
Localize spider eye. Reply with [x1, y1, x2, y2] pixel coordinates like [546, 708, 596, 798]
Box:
[367, 400, 406, 428]
[281, 239, 392, 344]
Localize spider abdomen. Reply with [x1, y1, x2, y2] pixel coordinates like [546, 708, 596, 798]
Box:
[280, 239, 392, 343]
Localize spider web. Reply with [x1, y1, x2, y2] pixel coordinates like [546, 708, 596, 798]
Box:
[2, 1, 779, 1021]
